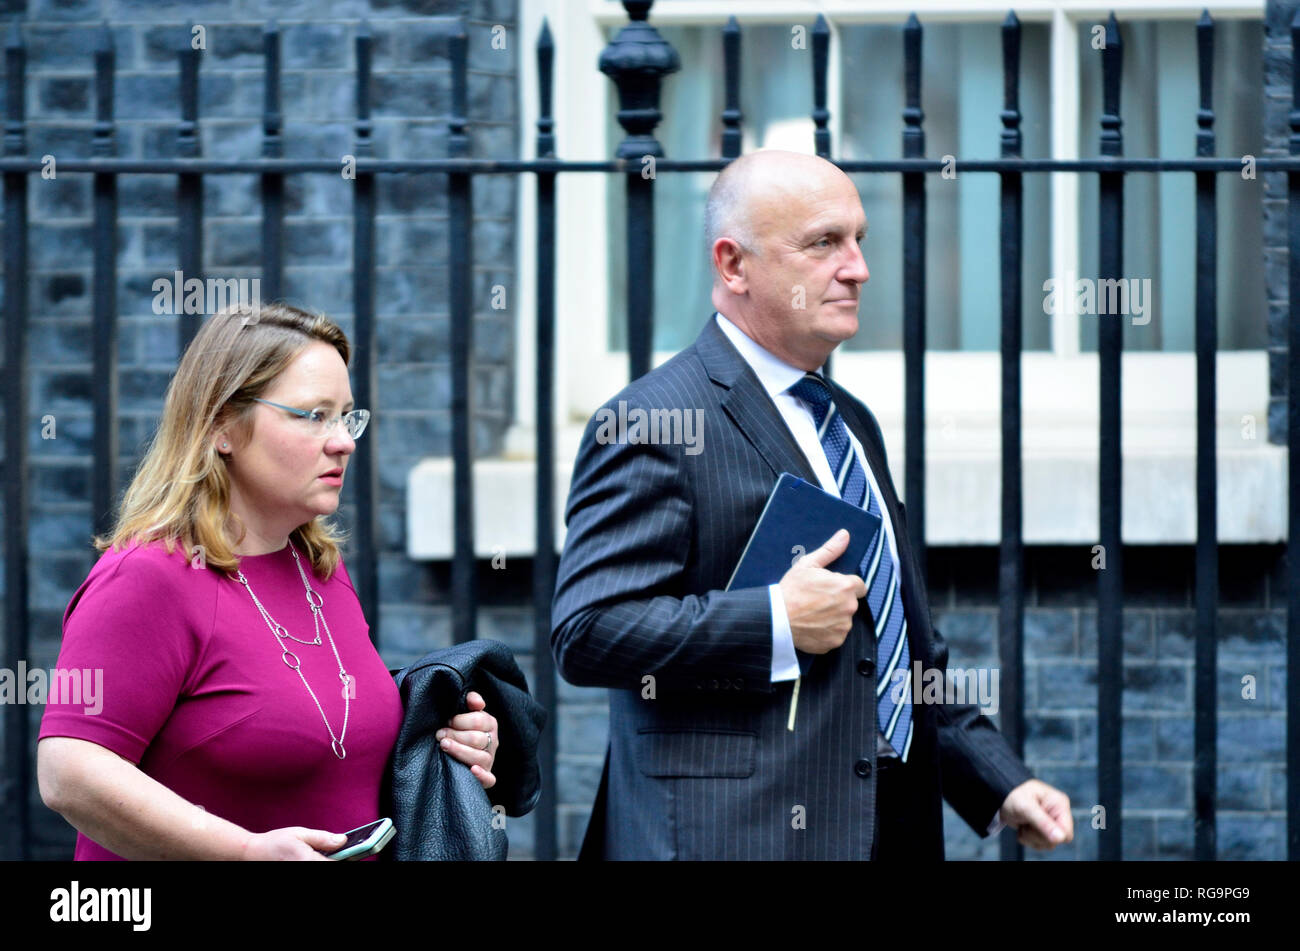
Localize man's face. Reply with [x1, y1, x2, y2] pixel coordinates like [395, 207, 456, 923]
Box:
[744, 171, 869, 366]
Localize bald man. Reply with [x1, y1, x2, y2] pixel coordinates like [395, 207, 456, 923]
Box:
[552, 150, 1073, 860]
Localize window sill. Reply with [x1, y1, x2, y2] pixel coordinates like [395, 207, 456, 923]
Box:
[406, 426, 1286, 559]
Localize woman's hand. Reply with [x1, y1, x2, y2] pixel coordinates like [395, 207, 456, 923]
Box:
[38, 736, 347, 861]
[242, 827, 347, 861]
[437, 691, 499, 790]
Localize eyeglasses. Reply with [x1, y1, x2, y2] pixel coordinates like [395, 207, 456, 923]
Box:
[253, 398, 370, 440]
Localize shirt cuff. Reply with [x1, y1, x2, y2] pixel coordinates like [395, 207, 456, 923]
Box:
[986, 813, 1005, 837]
[769, 584, 800, 682]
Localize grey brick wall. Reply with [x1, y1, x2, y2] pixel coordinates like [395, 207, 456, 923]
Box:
[927, 544, 1287, 860]
[0, 0, 520, 858]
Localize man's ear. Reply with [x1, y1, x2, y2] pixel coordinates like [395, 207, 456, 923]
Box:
[712, 237, 748, 294]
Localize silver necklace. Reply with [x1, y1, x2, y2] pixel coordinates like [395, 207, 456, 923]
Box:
[235, 545, 351, 760]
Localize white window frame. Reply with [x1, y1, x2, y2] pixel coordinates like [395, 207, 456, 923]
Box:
[408, 0, 1281, 560]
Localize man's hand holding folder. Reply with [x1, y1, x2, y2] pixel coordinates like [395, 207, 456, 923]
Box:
[778, 528, 868, 654]
[725, 473, 879, 657]
[776, 529, 867, 730]
[724, 473, 881, 729]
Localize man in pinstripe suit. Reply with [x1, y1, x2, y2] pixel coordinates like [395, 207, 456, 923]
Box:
[552, 150, 1073, 860]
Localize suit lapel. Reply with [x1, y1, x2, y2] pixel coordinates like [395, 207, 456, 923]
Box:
[694, 317, 820, 486]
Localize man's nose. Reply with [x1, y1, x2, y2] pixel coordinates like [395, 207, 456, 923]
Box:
[843, 242, 869, 284]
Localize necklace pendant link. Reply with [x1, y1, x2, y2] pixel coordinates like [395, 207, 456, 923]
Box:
[242, 543, 351, 760]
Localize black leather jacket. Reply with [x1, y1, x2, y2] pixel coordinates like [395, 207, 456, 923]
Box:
[380, 639, 547, 860]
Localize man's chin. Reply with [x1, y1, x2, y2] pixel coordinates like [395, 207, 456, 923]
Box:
[815, 311, 859, 344]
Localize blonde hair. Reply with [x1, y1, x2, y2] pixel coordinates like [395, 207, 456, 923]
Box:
[94, 302, 353, 581]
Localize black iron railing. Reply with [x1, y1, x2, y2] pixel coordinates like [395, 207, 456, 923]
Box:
[1, 1, 1296, 864]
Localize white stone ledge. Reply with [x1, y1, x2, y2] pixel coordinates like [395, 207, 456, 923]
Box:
[407, 435, 1287, 558]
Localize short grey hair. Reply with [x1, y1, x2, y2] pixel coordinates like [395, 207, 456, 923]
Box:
[703, 166, 756, 265]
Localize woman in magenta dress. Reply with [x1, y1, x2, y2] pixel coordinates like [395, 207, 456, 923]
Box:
[36, 302, 498, 860]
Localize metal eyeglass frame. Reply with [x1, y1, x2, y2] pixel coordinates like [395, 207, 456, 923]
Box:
[253, 398, 371, 439]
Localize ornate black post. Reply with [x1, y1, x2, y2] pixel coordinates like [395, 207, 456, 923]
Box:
[599, 0, 680, 381]
[1097, 11, 1125, 863]
[261, 21, 284, 302]
[352, 20, 379, 643]
[176, 22, 203, 354]
[91, 22, 119, 542]
[533, 17, 559, 863]
[448, 17, 477, 646]
[901, 13, 927, 585]
[997, 10, 1024, 864]
[1193, 8, 1219, 863]
[3, 20, 30, 862]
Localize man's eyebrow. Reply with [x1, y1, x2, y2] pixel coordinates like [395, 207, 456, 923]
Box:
[802, 223, 840, 239]
[802, 222, 867, 242]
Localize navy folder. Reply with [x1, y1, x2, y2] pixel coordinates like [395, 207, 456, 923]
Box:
[726, 472, 882, 591]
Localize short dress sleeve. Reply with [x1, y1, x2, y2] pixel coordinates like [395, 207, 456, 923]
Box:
[38, 543, 209, 764]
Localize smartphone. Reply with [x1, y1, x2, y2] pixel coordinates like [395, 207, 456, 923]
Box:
[326, 818, 395, 861]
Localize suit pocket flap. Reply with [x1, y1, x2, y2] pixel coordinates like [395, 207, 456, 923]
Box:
[634, 729, 757, 778]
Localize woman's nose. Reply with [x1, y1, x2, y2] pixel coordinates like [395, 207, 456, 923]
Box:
[326, 425, 356, 454]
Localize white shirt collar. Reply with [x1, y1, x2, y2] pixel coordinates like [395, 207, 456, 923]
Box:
[713, 312, 808, 399]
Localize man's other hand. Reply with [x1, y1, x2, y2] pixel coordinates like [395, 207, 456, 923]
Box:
[779, 529, 868, 655]
[999, 779, 1074, 850]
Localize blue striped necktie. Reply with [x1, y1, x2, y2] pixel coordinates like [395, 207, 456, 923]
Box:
[787, 372, 913, 761]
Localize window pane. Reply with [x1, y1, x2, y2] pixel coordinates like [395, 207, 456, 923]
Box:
[837, 21, 1052, 352]
[1077, 19, 1265, 351]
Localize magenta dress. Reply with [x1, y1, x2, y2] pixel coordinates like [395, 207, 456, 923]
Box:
[38, 539, 404, 860]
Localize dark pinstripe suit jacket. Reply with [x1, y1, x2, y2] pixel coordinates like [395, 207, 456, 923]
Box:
[551, 316, 1032, 859]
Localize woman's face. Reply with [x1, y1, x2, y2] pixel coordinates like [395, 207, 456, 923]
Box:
[215, 341, 357, 551]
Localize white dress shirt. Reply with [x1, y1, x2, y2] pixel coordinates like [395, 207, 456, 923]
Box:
[714, 312, 1005, 836]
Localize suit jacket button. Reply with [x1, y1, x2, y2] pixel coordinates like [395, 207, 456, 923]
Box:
[855, 759, 872, 778]
[857, 659, 875, 677]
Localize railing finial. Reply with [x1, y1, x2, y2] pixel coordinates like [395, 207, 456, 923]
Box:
[599, 0, 680, 160]
[721, 16, 742, 160]
[537, 18, 556, 159]
[1001, 10, 1021, 159]
[1100, 12, 1123, 158]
